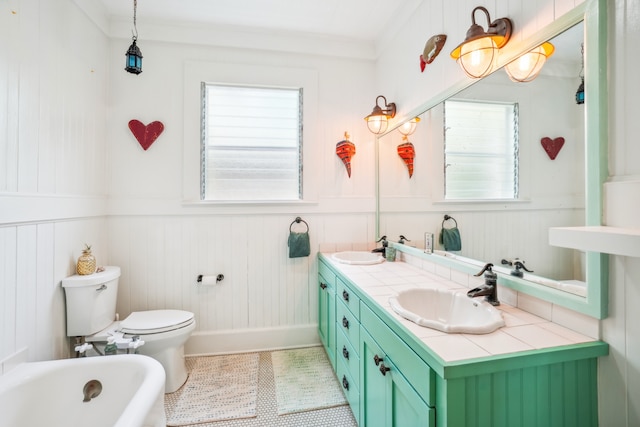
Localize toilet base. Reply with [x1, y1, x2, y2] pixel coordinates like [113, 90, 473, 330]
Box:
[138, 344, 188, 393]
[132, 320, 196, 393]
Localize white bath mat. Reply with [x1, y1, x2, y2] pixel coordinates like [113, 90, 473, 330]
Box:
[271, 346, 348, 415]
[166, 353, 260, 426]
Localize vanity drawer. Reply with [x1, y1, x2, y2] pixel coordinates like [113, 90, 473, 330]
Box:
[361, 303, 435, 407]
[336, 299, 360, 352]
[336, 327, 360, 385]
[336, 278, 360, 318]
[319, 260, 336, 287]
[336, 356, 360, 425]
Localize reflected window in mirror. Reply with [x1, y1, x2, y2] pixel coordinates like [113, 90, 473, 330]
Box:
[444, 100, 519, 200]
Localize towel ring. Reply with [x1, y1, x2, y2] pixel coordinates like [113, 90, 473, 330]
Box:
[442, 214, 458, 229]
[289, 216, 309, 232]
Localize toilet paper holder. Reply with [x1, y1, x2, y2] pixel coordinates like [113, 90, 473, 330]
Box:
[197, 274, 224, 284]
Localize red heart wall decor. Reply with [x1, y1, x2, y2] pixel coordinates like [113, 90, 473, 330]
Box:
[128, 120, 165, 151]
[540, 137, 565, 160]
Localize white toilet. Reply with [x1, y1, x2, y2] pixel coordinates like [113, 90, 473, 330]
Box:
[61, 266, 195, 393]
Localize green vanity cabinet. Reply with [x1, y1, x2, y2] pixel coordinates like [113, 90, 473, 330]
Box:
[335, 276, 362, 424]
[319, 255, 608, 427]
[318, 261, 336, 368]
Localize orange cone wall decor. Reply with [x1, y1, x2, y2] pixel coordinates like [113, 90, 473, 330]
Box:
[336, 132, 356, 177]
[397, 138, 416, 178]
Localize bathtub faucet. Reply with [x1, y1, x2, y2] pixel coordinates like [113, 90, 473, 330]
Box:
[82, 379, 102, 402]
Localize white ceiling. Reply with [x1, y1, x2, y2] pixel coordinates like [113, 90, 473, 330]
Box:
[100, 0, 417, 42]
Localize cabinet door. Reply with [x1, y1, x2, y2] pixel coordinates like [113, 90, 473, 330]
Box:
[387, 357, 434, 427]
[318, 274, 336, 367]
[361, 328, 434, 427]
[361, 328, 387, 427]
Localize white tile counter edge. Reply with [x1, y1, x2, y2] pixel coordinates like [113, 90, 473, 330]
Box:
[322, 252, 599, 363]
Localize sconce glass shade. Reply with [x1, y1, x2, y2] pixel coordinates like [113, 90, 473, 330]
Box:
[365, 95, 396, 134]
[576, 77, 585, 104]
[125, 39, 143, 75]
[450, 6, 512, 79]
[505, 42, 554, 82]
[398, 117, 421, 136]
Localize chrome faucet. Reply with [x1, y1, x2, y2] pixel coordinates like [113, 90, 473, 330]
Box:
[398, 235, 410, 244]
[467, 263, 500, 306]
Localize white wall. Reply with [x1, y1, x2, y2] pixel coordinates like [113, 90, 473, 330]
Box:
[102, 24, 381, 353]
[600, 0, 640, 425]
[0, 0, 109, 362]
[374, 0, 638, 425]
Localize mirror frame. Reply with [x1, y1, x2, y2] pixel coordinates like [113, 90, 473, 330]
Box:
[375, 0, 608, 318]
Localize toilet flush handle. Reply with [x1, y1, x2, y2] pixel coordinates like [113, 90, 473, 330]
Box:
[96, 284, 107, 292]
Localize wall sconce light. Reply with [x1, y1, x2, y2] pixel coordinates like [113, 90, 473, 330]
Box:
[398, 117, 421, 136]
[364, 95, 396, 134]
[575, 43, 585, 104]
[450, 6, 513, 79]
[125, 0, 143, 75]
[504, 42, 554, 82]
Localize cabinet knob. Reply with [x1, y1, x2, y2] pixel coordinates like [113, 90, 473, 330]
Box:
[373, 354, 383, 366]
[342, 290, 349, 301]
[342, 316, 349, 329]
[342, 375, 349, 390]
[320, 282, 327, 290]
[379, 363, 391, 376]
[342, 345, 349, 360]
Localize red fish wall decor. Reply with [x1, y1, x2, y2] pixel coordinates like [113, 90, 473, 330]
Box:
[540, 136, 565, 160]
[397, 138, 416, 178]
[128, 120, 165, 151]
[336, 132, 356, 177]
[420, 34, 447, 72]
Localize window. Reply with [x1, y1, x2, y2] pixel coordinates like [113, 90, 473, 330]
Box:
[201, 83, 303, 201]
[444, 99, 519, 200]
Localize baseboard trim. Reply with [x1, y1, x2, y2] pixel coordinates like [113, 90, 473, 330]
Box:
[185, 324, 321, 356]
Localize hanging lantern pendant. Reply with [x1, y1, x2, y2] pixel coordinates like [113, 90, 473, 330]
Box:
[125, 37, 143, 74]
[125, 0, 143, 75]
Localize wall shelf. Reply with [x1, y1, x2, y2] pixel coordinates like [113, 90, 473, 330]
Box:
[550, 226, 640, 257]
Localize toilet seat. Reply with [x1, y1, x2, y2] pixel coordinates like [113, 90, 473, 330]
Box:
[119, 309, 195, 335]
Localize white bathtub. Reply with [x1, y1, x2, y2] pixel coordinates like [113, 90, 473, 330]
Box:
[0, 354, 166, 427]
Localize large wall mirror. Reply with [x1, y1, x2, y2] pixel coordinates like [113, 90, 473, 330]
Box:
[376, 0, 608, 318]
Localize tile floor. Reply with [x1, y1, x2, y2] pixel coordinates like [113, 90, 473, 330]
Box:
[165, 351, 358, 427]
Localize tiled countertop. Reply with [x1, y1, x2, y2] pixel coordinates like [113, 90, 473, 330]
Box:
[322, 253, 597, 363]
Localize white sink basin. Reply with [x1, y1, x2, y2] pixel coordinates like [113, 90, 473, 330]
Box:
[332, 251, 385, 265]
[389, 288, 505, 334]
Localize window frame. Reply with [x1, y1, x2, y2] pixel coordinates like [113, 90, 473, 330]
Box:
[443, 99, 520, 201]
[183, 61, 318, 206]
[200, 83, 304, 202]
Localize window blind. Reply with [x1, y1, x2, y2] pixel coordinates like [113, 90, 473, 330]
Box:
[444, 99, 519, 200]
[201, 83, 302, 201]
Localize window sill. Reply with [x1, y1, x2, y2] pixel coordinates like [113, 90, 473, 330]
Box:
[182, 199, 319, 207]
[432, 198, 531, 205]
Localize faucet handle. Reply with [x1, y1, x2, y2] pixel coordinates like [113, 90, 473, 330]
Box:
[398, 235, 410, 244]
[474, 263, 494, 277]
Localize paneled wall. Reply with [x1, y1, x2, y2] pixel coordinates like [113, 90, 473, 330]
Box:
[0, 0, 109, 363]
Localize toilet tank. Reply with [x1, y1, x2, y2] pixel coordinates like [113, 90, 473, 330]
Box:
[61, 266, 121, 337]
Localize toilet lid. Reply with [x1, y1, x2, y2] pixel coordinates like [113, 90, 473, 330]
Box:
[119, 309, 194, 334]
